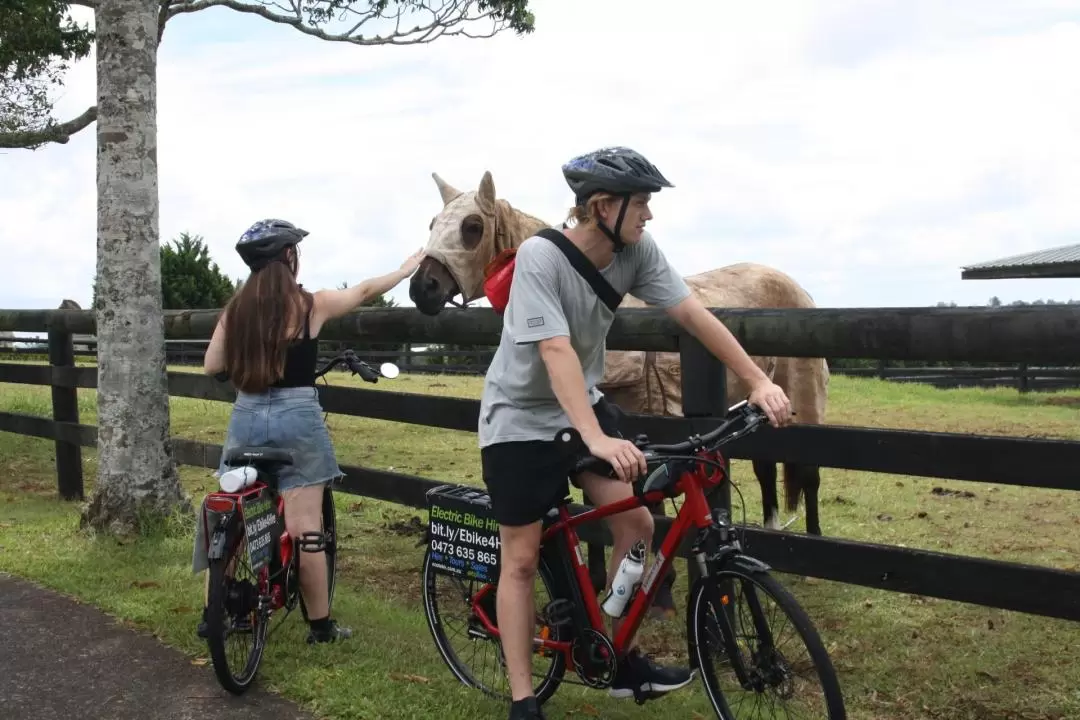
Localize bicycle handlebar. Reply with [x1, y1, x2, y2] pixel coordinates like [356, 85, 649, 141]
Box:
[556, 400, 773, 478]
[315, 349, 383, 383]
[212, 349, 398, 385]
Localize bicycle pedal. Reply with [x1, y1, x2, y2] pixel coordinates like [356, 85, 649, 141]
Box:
[298, 531, 328, 552]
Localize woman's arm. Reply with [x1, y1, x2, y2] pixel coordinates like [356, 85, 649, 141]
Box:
[313, 248, 425, 324]
[203, 314, 227, 376]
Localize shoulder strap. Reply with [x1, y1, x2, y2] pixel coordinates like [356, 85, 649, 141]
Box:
[535, 227, 623, 313]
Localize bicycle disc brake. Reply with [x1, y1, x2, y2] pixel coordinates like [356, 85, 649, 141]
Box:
[571, 629, 617, 688]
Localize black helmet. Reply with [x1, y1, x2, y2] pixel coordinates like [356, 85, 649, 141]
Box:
[235, 218, 308, 271]
[561, 147, 673, 252]
[561, 146, 674, 203]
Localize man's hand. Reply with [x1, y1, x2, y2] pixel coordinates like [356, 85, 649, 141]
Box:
[583, 433, 648, 483]
[748, 379, 794, 428]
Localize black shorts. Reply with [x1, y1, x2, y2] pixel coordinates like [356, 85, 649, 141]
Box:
[481, 397, 624, 527]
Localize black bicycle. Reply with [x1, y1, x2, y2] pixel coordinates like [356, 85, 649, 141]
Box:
[199, 349, 398, 694]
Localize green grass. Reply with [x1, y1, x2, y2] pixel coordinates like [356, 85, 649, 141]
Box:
[2, 366, 1080, 720]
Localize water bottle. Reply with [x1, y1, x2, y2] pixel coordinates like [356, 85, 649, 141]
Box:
[218, 465, 258, 493]
[601, 540, 647, 617]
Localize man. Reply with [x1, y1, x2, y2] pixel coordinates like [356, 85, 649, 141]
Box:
[478, 146, 794, 720]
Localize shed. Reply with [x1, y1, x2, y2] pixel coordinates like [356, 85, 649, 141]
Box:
[961, 243, 1080, 280]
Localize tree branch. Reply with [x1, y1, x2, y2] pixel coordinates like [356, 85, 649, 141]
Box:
[0, 105, 97, 149]
[166, 0, 518, 46]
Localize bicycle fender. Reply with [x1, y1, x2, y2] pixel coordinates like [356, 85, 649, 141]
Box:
[731, 553, 771, 575]
[207, 515, 238, 561]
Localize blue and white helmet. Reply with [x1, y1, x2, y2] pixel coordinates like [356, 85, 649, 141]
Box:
[235, 219, 308, 271]
[561, 146, 673, 204]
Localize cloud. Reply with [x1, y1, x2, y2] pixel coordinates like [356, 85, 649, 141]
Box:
[2, 0, 1080, 314]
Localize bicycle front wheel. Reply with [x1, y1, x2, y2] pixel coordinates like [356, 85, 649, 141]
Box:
[689, 568, 846, 719]
[299, 485, 337, 622]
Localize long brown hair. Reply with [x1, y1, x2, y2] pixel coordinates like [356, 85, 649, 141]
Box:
[222, 247, 313, 394]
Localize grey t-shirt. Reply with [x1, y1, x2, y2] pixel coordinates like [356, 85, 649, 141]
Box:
[477, 228, 692, 448]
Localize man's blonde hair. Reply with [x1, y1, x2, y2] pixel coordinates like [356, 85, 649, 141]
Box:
[565, 192, 620, 227]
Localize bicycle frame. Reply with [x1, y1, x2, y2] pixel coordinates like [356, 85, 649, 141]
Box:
[468, 449, 726, 659]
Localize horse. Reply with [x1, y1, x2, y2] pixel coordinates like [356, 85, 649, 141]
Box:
[408, 170, 829, 538]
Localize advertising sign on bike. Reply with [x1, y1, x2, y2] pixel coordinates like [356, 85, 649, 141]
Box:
[241, 489, 278, 573]
[426, 485, 501, 583]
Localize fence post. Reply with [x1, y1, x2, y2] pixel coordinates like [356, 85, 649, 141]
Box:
[678, 333, 729, 602]
[48, 323, 84, 500]
[1018, 362, 1030, 393]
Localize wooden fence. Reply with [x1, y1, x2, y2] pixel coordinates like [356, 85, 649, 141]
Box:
[6, 335, 1078, 390]
[1, 305, 1079, 623]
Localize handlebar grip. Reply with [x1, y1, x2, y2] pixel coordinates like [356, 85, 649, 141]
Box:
[349, 358, 379, 383]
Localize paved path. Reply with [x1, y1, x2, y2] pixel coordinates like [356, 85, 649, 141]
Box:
[0, 572, 317, 720]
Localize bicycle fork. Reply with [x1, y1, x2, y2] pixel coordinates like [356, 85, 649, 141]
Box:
[688, 509, 781, 692]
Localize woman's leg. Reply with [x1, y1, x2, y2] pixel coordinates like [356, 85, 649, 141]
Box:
[281, 481, 349, 642]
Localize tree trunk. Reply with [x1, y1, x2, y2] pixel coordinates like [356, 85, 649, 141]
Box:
[82, 0, 189, 535]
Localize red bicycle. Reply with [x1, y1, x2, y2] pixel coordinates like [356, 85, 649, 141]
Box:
[422, 400, 846, 718]
[199, 349, 399, 695]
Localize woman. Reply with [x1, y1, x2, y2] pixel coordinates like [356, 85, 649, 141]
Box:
[196, 218, 423, 644]
[478, 147, 793, 719]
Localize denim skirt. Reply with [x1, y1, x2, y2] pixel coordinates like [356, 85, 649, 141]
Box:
[217, 385, 344, 491]
[192, 386, 343, 573]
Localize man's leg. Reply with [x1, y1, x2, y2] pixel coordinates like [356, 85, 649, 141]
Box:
[497, 521, 545, 701]
[576, 471, 695, 699]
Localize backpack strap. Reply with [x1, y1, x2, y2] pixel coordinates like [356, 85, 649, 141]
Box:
[535, 227, 624, 313]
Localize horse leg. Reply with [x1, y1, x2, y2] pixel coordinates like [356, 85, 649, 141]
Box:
[786, 463, 822, 535]
[754, 459, 781, 530]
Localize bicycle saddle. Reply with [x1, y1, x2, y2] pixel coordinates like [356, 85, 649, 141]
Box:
[223, 446, 294, 471]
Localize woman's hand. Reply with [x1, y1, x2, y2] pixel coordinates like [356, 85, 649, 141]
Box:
[399, 247, 426, 276]
[748, 379, 793, 428]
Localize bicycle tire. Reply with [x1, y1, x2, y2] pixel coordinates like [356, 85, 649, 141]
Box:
[421, 548, 566, 704]
[299, 485, 337, 622]
[689, 568, 846, 719]
[205, 524, 270, 695]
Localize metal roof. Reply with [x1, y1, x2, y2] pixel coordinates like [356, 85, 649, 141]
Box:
[961, 243, 1080, 280]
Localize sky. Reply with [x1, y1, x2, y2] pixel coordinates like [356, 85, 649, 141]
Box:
[2, 0, 1080, 312]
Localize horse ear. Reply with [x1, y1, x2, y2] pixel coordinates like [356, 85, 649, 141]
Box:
[476, 171, 496, 214]
[432, 172, 461, 206]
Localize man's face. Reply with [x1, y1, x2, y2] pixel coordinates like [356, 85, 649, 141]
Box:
[599, 193, 653, 245]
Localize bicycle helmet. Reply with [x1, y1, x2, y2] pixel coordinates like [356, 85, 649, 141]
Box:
[235, 218, 309, 271]
[561, 146, 673, 252]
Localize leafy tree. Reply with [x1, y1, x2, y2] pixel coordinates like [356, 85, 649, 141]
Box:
[92, 231, 237, 309]
[5, 0, 536, 536]
[0, 0, 95, 148]
[1, 0, 535, 150]
[160, 233, 236, 309]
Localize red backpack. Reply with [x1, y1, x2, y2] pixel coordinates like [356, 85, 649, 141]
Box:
[482, 227, 623, 315]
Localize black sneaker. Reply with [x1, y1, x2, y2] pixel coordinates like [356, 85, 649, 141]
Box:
[609, 647, 695, 700]
[306, 619, 353, 644]
[508, 696, 546, 719]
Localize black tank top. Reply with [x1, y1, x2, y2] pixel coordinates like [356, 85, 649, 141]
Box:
[272, 307, 318, 388]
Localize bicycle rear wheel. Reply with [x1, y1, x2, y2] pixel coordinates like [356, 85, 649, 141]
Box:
[421, 549, 566, 704]
[205, 522, 270, 695]
[689, 568, 846, 719]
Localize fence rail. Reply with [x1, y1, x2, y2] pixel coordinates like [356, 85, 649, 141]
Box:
[7, 335, 1080, 389]
[1, 305, 1079, 623]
